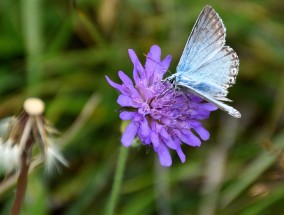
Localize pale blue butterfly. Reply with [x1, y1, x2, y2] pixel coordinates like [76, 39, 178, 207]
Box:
[167, 5, 241, 118]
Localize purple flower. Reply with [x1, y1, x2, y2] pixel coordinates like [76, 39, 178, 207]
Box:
[106, 45, 217, 166]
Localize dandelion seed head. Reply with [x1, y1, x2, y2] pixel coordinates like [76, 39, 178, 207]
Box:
[0, 98, 66, 173]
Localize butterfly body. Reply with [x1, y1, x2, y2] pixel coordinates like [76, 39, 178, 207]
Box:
[167, 5, 241, 118]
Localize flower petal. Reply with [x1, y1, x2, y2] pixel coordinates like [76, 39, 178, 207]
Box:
[149, 45, 161, 60]
[121, 121, 139, 147]
[119, 111, 135, 120]
[136, 62, 146, 84]
[199, 103, 218, 111]
[145, 45, 161, 72]
[183, 131, 201, 147]
[132, 66, 141, 84]
[161, 55, 172, 71]
[190, 95, 204, 103]
[160, 127, 176, 150]
[151, 131, 160, 148]
[195, 127, 210, 141]
[138, 132, 151, 144]
[128, 49, 145, 81]
[190, 121, 210, 140]
[105, 76, 123, 92]
[139, 117, 151, 139]
[138, 118, 152, 144]
[146, 45, 173, 83]
[158, 55, 172, 78]
[191, 100, 217, 112]
[176, 130, 201, 147]
[117, 95, 139, 108]
[176, 147, 186, 163]
[117, 71, 142, 99]
[154, 144, 172, 167]
[118, 71, 134, 86]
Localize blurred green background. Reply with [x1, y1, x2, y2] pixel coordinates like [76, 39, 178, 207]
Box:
[0, 0, 284, 214]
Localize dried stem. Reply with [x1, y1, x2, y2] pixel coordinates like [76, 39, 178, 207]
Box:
[10, 139, 33, 215]
[60, 93, 101, 146]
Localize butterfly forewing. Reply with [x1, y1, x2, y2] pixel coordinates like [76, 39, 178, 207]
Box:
[177, 6, 226, 73]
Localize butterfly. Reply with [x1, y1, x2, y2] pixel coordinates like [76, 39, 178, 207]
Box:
[166, 5, 241, 118]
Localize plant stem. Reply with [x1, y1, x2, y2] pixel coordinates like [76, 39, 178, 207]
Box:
[106, 145, 128, 215]
[21, 0, 43, 95]
[10, 147, 32, 215]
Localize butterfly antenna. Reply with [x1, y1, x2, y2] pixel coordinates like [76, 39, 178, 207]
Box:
[143, 53, 172, 76]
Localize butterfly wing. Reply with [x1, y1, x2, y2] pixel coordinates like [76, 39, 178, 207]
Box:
[175, 5, 240, 117]
[177, 81, 241, 118]
[177, 5, 226, 73]
[185, 45, 239, 99]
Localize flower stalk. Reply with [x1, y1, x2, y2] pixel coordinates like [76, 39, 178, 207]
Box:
[106, 145, 128, 215]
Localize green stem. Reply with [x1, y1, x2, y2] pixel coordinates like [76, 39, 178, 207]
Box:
[21, 0, 43, 95]
[106, 145, 128, 215]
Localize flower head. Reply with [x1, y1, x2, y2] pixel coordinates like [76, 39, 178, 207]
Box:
[0, 98, 67, 173]
[106, 45, 217, 166]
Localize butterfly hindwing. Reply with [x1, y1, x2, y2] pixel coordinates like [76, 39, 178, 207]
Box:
[177, 82, 241, 118]
[187, 45, 239, 98]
